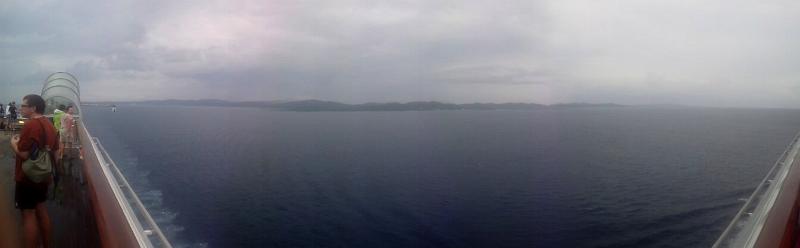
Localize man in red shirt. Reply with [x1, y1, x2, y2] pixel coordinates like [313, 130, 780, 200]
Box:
[10, 94, 58, 248]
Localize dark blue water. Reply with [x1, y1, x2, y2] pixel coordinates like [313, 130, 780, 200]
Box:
[81, 106, 800, 247]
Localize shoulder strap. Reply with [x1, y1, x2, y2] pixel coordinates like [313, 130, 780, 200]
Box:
[35, 118, 49, 150]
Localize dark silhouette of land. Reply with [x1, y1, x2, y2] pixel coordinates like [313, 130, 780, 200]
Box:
[82, 99, 625, 111]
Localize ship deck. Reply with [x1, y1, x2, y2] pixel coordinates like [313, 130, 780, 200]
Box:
[0, 73, 170, 247]
[0, 131, 22, 247]
[0, 130, 99, 247]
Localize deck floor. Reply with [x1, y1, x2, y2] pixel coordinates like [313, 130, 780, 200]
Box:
[0, 130, 97, 247]
[0, 131, 22, 247]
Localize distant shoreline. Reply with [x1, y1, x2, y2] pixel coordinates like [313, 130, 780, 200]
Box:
[81, 99, 626, 112]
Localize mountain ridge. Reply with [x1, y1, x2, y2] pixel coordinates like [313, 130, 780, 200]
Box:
[82, 99, 626, 111]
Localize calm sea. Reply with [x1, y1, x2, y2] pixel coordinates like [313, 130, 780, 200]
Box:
[81, 105, 800, 248]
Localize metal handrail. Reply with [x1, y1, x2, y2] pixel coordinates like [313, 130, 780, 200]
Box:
[92, 136, 173, 248]
[712, 131, 800, 247]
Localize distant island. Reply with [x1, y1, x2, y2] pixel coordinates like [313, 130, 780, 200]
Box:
[82, 99, 625, 111]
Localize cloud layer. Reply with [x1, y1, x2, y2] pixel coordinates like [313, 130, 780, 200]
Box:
[2, 0, 800, 107]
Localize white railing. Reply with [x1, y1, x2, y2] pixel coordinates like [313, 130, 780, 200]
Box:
[713, 131, 800, 247]
[85, 123, 173, 248]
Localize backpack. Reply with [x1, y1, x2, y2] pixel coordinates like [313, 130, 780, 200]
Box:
[22, 118, 54, 183]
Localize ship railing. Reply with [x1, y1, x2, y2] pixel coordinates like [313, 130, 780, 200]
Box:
[82, 122, 173, 248]
[713, 131, 800, 247]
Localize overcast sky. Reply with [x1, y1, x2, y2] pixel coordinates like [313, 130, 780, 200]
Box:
[1, 0, 799, 107]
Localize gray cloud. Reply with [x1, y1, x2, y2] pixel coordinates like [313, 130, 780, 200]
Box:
[1, 0, 799, 107]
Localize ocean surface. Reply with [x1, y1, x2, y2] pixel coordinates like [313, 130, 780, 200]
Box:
[81, 105, 800, 248]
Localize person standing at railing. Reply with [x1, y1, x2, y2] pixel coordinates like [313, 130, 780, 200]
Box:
[10, 94, 58, 248]
[0, 103, 4, 130]
[52, 105, 70, 204]
[54, 105, 67, 161]
[3, 103, 8, 131]
[52, 105, 65, 135]
[8, 101, 17, 123]
[61, 105, 74, 146]
[57, 106, 75, 177]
